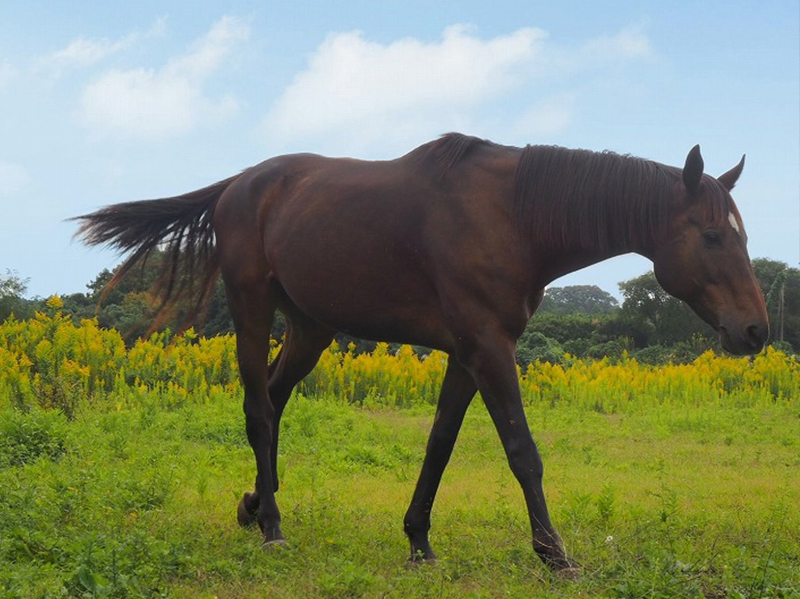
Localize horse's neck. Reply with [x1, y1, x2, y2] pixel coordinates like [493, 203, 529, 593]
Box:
[532, 244, 644, 290]
[520, 192, 661, 288]
[510, 146, 672, 279]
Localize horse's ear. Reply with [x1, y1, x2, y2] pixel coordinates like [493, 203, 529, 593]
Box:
[718, 154, 745, 191]
[683, 144, 704, 194]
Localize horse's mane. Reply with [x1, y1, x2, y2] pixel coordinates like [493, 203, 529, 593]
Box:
[513, 145, 681, 252]
[414, 132, 493, 177]
[417, 133, 734, 253]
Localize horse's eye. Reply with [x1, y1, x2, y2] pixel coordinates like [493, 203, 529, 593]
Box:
[703, 230, 722, 246]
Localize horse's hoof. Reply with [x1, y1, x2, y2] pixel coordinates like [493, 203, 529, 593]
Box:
[261, 525, 286, 548]
[405, 556, 438, 569]
[237, 494, 257, 528]
[261, 537, 288, 550]
[537, 546, 580, 577]
[405, 557, 439, 570]
[406, 548, 438, 568]
[555, 566, 581, 581]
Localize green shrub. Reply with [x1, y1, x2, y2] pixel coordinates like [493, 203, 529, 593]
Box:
[0, 409, 68, 467]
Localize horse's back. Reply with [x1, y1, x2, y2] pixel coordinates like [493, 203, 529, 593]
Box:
[213, 148, 529, 349]
[213, 153, 451, 345]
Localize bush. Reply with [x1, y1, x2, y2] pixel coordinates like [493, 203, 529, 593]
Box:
[516, 332, 564, 366]
[585, 338, 630, 361]
[0, 409, 68, 467]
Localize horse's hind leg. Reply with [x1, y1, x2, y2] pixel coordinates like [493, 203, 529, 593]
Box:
[236, 307, 334, 528]
[224, 276, 285, 544]
[266, 310, 335, 492]
[404, 357, 477, 563]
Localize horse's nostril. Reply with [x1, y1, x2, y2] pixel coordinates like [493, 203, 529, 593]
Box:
[746, 323, 768, 349]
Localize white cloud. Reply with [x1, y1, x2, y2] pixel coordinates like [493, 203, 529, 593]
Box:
[582, 26, 652, 60]
[36, 17, 167, 79]
[0, 161, 31, 196]
[78, 16, 249, 141]
[43, 36, 135, 73]
[262, 25, 547, 151]
[166, 16, 245, 81]
[261, 24, 653, 154]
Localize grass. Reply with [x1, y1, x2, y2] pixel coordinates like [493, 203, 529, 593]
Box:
[1, 392, 799, 598]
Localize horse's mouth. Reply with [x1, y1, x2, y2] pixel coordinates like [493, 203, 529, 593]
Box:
[718, 327, 739, 355]
[718, 324, 767, 356]
[686, 296, 768, 356]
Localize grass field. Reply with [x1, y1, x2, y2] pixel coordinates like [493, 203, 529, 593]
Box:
[1, 390, 798, 598]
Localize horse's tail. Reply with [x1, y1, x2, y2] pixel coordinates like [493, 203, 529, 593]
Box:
[72, 174, 240, 330]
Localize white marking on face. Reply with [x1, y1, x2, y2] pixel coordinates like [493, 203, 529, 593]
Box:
[728, 212, 741, 235]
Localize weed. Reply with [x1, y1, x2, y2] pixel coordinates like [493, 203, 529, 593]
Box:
[0, 408, 68, 467]
[596, 483, 616, 524]
[319, 558, 381, 597]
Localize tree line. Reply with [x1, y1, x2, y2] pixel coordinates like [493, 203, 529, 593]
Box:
[2, 255, 797, 364]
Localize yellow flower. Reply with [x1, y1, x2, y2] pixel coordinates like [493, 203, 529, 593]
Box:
[45, 295, 64, 311]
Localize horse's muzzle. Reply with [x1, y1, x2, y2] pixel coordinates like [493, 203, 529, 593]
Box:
[719, 321, 769, 355]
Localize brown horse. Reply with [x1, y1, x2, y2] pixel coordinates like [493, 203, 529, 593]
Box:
[74, 134, 768, 574]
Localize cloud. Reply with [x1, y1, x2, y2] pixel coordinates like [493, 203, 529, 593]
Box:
[581, 26, 652, 60]
[77, 16, 249, 141]
[262, 25, 547, 151]
[41, 36, 136, 75]
[261, 24, 653, 154]
[0, 161, 31, 196]
[36, 17, 167, 80]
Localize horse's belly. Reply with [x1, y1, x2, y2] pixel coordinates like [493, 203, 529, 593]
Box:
[268, 229, 453, 350]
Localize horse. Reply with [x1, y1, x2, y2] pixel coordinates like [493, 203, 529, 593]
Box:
[74, 133, 768, 575]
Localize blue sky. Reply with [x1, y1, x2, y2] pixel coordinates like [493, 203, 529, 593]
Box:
[1, 1, 798, 299]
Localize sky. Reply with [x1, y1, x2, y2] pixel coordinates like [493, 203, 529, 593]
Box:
[1, 1, 798, 299]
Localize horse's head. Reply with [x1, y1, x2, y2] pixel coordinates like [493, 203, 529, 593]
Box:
[652, 146, 768, 355]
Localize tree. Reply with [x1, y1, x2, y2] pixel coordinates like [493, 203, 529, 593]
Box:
[594, 313, 653, 349]
[0, 270, 32, 322]
[516, 331, 564, 366]
[752, 258, 800, 351]
[527, 312, 598, 343]
[538, 285, 619, 315]
[201, 281, 236, 337]
[618, 271, 712, 347]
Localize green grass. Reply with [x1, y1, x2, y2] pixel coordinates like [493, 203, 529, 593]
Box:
[1, 393, 798, 598]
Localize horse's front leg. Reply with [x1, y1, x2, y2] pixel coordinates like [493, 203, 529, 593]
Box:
[404, 357, 477, 563]
[459, 332, 578, 575]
